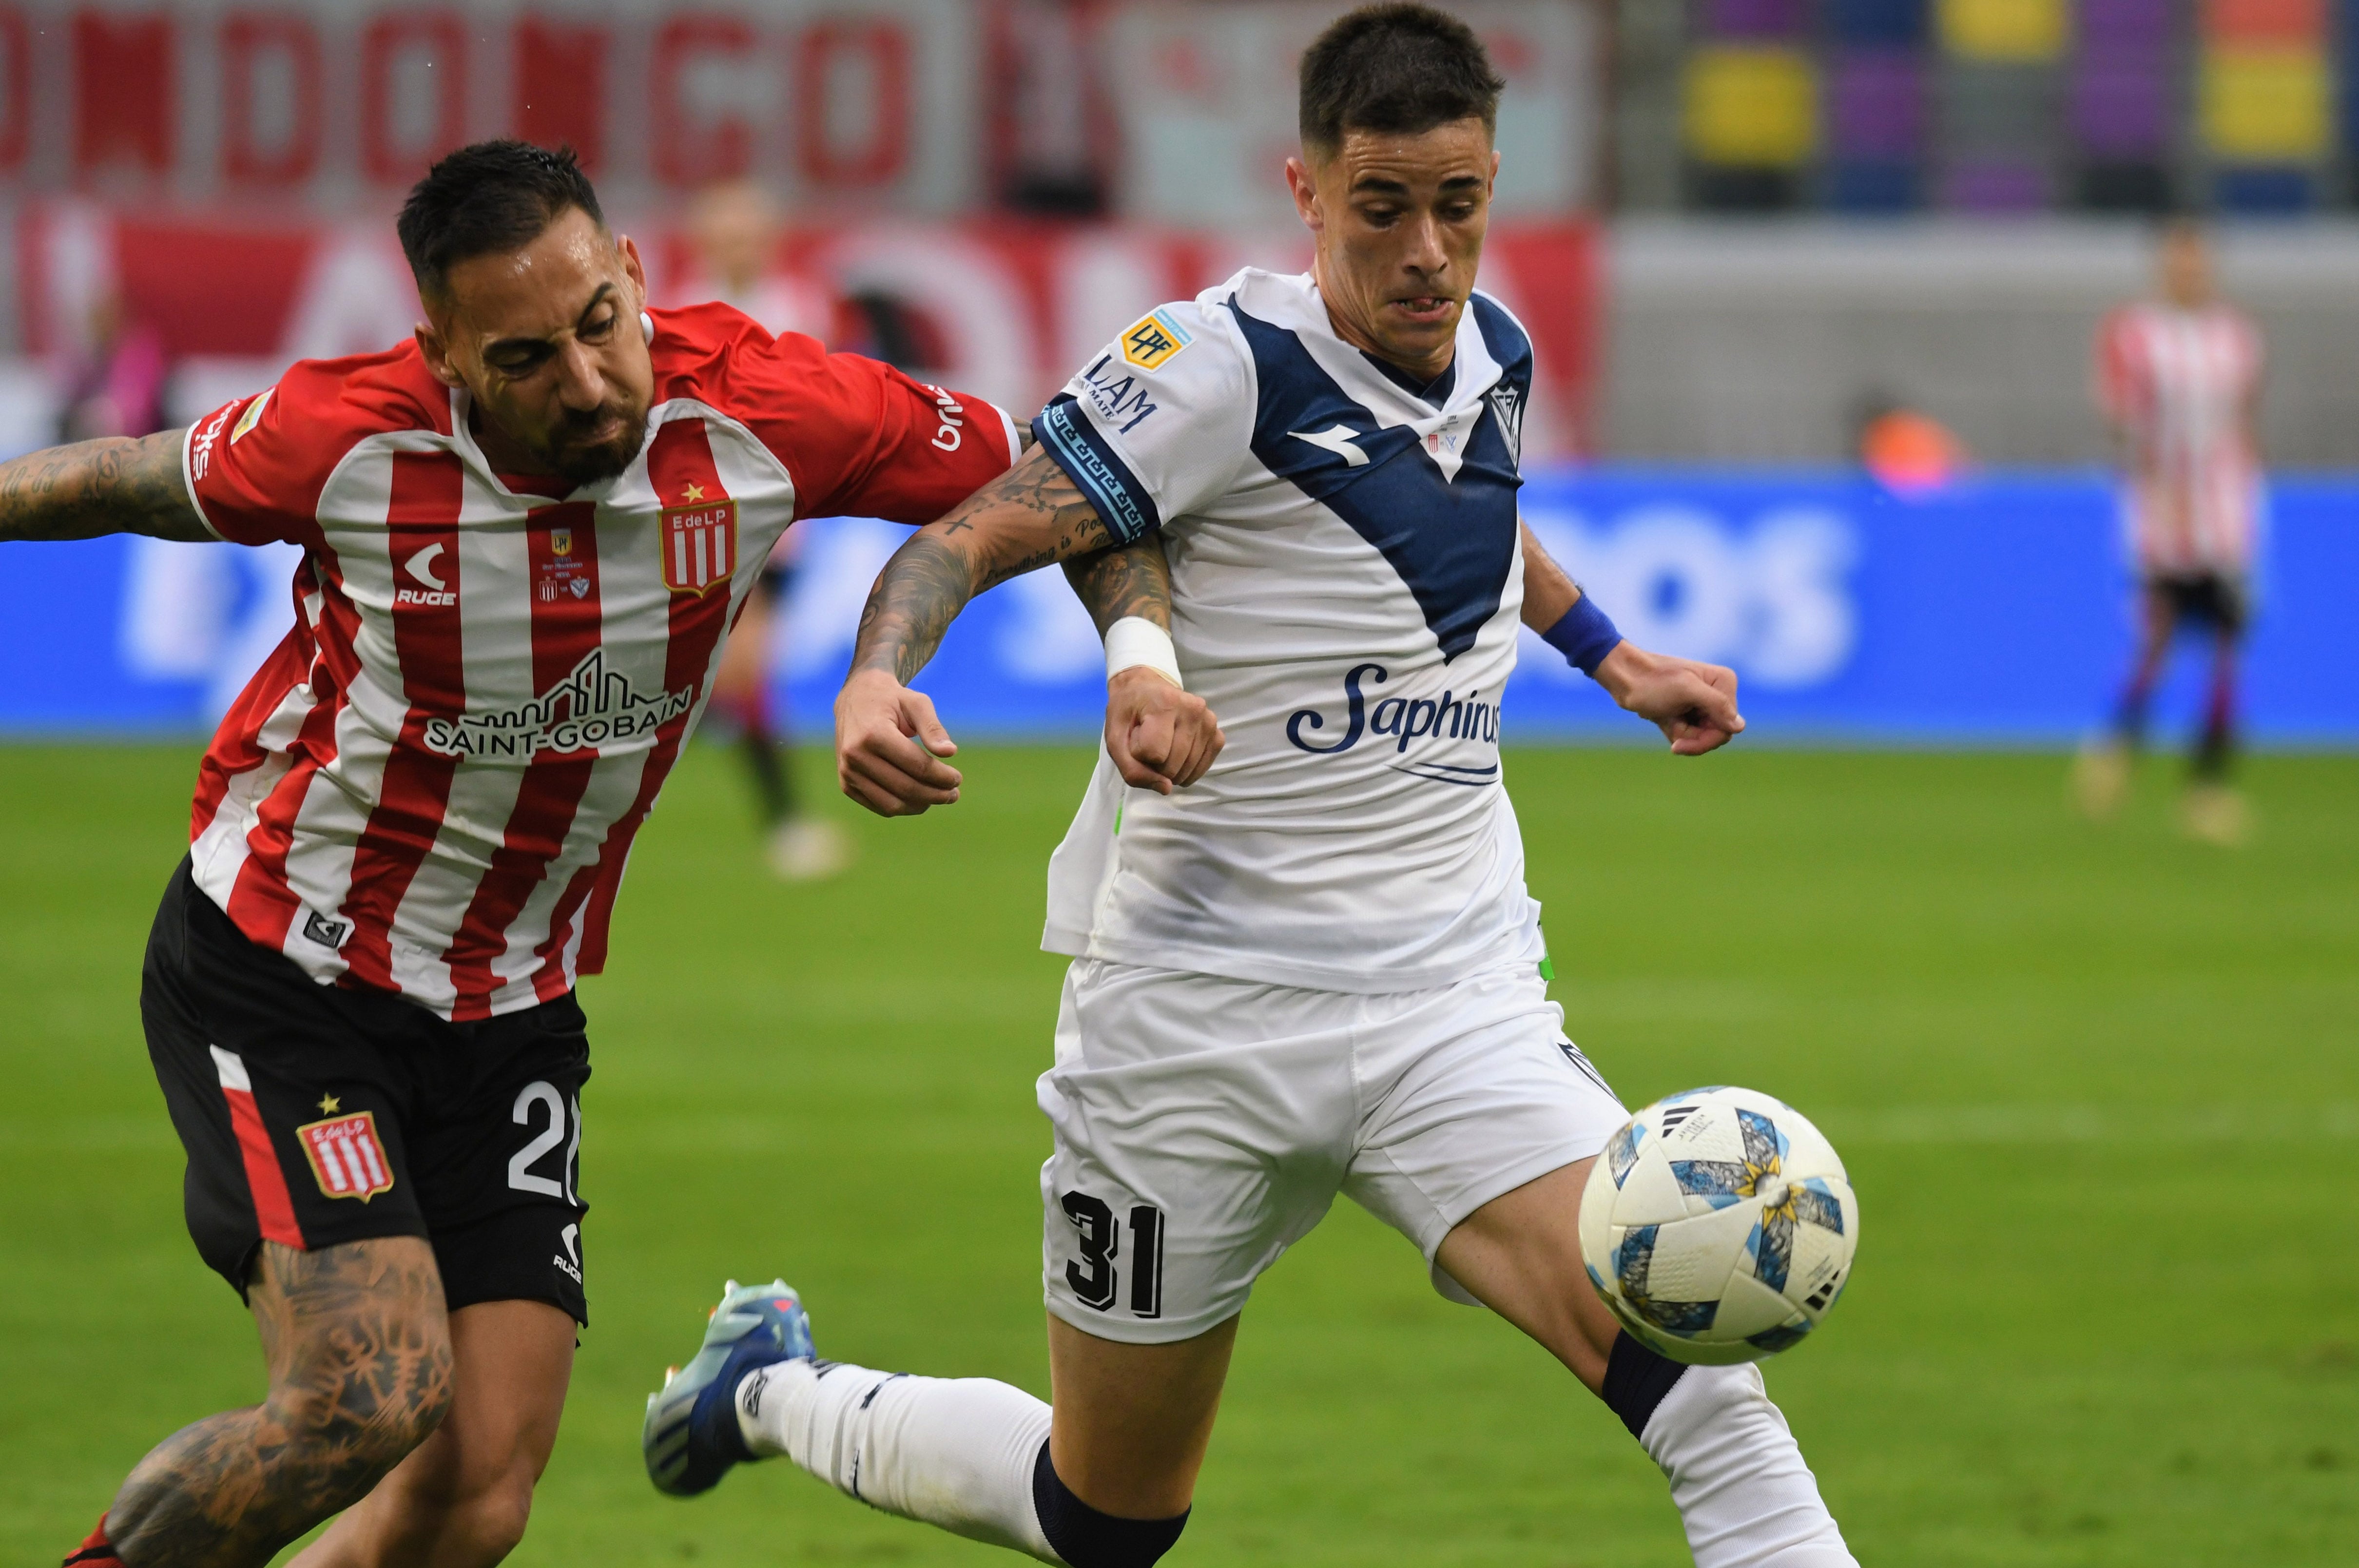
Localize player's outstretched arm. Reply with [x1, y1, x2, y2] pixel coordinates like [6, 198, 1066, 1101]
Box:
[838, 445, 1151, 816]
[0, 430, 213, 544]
[1519, 521, 1744, 756]
[1064, 538, 1225, 795]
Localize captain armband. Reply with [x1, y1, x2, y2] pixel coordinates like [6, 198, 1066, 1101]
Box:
[1105, 617, 1183, 690]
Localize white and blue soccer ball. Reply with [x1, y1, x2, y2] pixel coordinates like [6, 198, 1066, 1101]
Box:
[1579, 1086, 1858, 1365]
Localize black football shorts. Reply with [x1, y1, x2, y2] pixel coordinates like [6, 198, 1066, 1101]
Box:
[2149, 571, 2248, 636]
[141, 858, 591, 1324]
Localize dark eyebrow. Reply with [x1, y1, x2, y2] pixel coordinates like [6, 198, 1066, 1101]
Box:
[1349, 173, 1486, 197]
[483, 282, 619, 361]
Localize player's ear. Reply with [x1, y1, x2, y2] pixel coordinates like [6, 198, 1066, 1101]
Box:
[616, 232, 648, 308]
[1286, 155, 1322, 232]
[414, 321, 464, 389]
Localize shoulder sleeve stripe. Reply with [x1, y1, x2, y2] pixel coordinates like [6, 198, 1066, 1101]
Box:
[1469, 293, 1534, 375]
[1031, 394, 1162, 545]
[984, 399, 1022, 468]
[178, 421, 228, 541]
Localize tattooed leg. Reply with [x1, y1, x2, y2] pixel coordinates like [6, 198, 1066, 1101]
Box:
[287, 1300, 575, 1568]
[105, 1237, 454, 1568]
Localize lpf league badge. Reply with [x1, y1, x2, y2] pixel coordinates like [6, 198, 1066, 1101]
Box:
[296, 1110, 395, 1202]
[661, 484, 736, 595]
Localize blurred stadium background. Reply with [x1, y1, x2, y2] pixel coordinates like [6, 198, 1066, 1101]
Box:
[0, 3, 2354, 1566]
[0, 0, 2352, 738]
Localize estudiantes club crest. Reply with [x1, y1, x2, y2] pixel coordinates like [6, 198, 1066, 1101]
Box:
[295, 1111, 395, 1202]
[661, 484, 736, 595]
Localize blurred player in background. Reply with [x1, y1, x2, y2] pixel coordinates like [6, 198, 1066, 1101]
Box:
[676, 180, 853, 879]
[10, 141, 1019, 1568]
[2078, 218, 2263, 846]
[58, 290, 169, 444]
[646, 11, 1860, 1568]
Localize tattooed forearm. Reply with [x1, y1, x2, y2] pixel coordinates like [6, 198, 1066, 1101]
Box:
[1063, 535, 1174, 638]
[852, 531, 982, 684]
[851, 444, 1122, 684]
[104, 1238, 453, 1568]
[0, 429, 212, 543]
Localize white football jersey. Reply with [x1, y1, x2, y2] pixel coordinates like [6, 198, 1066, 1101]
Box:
[1034, 268, 1546, 993]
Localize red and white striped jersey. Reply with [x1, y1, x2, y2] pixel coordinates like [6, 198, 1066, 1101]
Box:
[180, 303, 1016, 1021]
[2094, 302, 2264, 576]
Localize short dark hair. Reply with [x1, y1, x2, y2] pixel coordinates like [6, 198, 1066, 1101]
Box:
[397, 140, 606, 301]
[1298, 3, 1505, 159]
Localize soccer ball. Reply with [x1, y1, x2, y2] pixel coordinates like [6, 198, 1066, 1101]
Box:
[1579, 1086, 1858, 1365]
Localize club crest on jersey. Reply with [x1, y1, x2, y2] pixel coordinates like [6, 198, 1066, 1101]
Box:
[1120, 309, 1192, 373]
[661, 494, 736, 596]
[296, 1111, 394, 1202]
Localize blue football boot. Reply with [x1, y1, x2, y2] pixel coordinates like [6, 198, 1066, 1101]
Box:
[643, 1278, 815, 1496]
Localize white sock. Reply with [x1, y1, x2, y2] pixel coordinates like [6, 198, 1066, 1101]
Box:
[1639, 1365, 1857, 1568]
[737, 1359, 1062, 1563]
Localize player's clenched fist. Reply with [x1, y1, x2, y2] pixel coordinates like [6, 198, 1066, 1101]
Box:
[1106, 666, 1225, 794]
[835, 668, 964, 817]
[1593, 643, 1746, 756]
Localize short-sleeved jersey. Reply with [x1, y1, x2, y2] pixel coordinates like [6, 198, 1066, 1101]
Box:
[182, 304, 1016, 1020]
[2094, 302, 2263, 576]
[1034, 268, 1544, 993]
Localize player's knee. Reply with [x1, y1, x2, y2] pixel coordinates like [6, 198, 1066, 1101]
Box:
[440, 1474, 536, 1563]
[1031, 1441, 1190, 1568]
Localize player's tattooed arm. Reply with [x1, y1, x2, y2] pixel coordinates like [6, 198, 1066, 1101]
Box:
[1061, 536, 1226, 793]
[838, 446, 1130, 816]
[102, 1237, 454, 1566]
[0, 429, 214, 544]
[1062, 534, 1173, 636]
[850, 444, 1117, 684]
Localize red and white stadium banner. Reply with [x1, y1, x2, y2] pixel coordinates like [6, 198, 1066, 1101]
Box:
[0, 0, 984, 211]
[19, 207, 1603, 454]
[0, 1, 1598, 217]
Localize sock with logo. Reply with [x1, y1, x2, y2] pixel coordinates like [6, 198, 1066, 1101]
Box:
[62, 1515, 125, 1567]
[1603, 1335, 1856, 1568]
[738, 1359, 1062, 1562]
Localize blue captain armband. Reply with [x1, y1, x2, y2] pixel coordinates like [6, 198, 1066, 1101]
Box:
[1541, 594, 1624, 678]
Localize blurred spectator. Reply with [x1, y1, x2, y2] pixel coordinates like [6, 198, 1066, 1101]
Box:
[1855, 391, 1967, 496]
[680, 179, 853, 882]
[677, 180, 837, 342]
[2076, 218, 2263, 845]
[58, 293, 167, 442]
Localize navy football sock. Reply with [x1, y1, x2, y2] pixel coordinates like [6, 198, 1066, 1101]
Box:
[1031, 1441, 1190, 1568]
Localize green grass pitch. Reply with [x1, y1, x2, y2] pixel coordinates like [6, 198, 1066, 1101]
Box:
[1, 740, 2353, 1566]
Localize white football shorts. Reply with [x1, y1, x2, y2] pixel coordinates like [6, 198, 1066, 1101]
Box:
[1036, 957, 1628, 1344]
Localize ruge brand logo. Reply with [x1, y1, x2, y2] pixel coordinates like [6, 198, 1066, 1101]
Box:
[1285, 661, 1501, 756]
